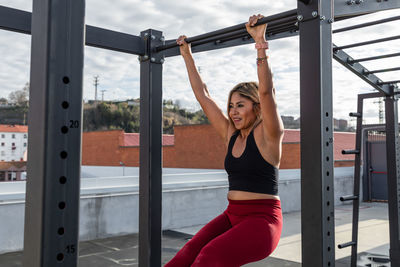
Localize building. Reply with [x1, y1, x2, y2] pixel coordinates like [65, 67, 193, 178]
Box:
[0, 161, 26, 181]
[0, 124, 28, 162]
[82, 124, 356, 169]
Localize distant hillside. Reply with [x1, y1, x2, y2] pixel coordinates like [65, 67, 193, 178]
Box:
[83, 99, 209, 134]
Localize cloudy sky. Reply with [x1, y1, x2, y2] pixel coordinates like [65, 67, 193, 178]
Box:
[0, 0, 399, 126]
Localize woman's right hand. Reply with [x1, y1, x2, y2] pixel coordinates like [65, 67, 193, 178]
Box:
[177, 35, 191, 57]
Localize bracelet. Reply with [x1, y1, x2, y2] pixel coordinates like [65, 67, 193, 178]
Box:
[255, 42, 269, 50]
[256, 56, 268, 66]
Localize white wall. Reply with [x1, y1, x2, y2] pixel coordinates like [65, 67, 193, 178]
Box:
[0, 131, 27, 161]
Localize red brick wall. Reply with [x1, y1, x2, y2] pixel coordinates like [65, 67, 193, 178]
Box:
[82, 130, 124, 166]
[82, 125, 354, 169]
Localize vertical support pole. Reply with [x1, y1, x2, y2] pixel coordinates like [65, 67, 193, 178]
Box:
[23, 0, 85, 266]
[384, 93, 400, 266]
[298, 0, 335, 266]
[349, 95, 364, 267]
[139, 29, 164, 267]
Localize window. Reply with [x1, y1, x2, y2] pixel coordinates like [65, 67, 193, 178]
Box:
[1, 151, 5, 156]
[1, 134, 4, 138]
[12, 134, 15, 139]
[1, 143, 4, 146]
[24, 134, 27, 138]
[24, 143, 27, 147]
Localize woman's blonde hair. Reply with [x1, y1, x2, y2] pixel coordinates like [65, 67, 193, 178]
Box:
[227, 81, 261, 127]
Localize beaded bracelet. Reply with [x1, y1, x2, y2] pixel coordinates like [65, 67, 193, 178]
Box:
[256, 56, 269, 66]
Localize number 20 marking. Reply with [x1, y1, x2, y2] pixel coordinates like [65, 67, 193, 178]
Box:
[69, 120, 79, 129]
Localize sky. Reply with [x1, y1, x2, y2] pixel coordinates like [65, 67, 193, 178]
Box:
[0, 0, 399, 126]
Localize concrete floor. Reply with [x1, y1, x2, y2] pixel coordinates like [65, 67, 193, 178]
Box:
[0, 202, 390, 266]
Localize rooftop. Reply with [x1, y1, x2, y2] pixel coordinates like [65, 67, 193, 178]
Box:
[0, 202, 389, 267]
[0, 125, 28, 133]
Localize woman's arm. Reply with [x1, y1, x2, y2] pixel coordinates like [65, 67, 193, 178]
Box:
[245, 15, 284, 141]
[177, 35, 230, 141]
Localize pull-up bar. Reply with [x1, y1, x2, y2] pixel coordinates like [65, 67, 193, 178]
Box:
[155, 9, 297, 52]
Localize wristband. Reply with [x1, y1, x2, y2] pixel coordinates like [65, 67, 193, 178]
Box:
[255, 42, 269, 50]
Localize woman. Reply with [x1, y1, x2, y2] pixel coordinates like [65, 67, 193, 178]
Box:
[165, 14, 284, 267]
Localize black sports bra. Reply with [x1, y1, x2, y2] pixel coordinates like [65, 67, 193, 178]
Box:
[224, 129, 279, 195]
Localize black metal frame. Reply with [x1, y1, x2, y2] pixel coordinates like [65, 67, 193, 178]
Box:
[0, 0, 399, 266]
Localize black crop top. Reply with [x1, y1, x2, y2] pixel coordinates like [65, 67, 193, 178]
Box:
[224, 129, 279, 195]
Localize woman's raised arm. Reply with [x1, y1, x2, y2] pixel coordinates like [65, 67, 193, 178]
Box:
[177, 35, 231, 141]
[245, 16, 284, 142]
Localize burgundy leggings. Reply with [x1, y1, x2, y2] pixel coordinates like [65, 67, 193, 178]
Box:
[164, 198, 282, 267]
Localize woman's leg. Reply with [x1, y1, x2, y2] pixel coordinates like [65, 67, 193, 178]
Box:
[164, 212, 232, 267]
[191, 216, 282, 267]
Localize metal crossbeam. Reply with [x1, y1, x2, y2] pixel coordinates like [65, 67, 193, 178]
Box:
[334, 0, 400, 19]
[0, 5, 145, 55]
[333, 43, 392, 95]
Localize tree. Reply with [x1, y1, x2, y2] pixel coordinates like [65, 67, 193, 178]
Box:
[8, 82, 29, 106]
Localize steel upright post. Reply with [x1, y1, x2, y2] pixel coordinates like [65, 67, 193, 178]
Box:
[22, 0, 85, 266]
[384, 93, 400, 266]
[139, 29, 164, 267]
[298, 0, 335, 266]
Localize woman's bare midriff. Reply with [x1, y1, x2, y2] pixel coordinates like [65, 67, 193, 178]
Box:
[228, 190, 280, 200]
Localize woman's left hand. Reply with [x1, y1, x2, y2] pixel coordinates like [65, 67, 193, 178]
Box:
[245, 14, 267, 43]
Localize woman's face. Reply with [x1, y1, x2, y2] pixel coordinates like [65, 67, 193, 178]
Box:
[229, 92, 257, 130]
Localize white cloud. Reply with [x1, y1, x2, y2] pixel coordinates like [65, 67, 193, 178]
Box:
[0, 0, 399, 125]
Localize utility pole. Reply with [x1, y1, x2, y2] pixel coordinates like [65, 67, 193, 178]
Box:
[373, 98, 384, 124]
[93, 75, 99, 105]
[100, 90, 106, 101]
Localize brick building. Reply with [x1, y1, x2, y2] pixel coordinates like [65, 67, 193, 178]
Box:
[82, 124, 356, 169]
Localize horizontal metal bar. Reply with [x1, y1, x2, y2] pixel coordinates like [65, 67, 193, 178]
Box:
[0, 5, 30, 34]
[334, 35, 400, 51]
[349, 112, 362, 118]
[86, 25, 145, 55]
[155, 9, 297, 52]
[378, 80, 400, 85]
[342, 149, 360, 155]
[333, 15, 400, 34]
[340, 195, 359, 201]
[365, 67, 400, 74]
[187, 20, 297, 49]
[332, 43, 391, 95]
[162, 27, 298, 58]
[338, 241, 356, 249]
[0, 5, 145, 55]
[350, 52, 400, 63]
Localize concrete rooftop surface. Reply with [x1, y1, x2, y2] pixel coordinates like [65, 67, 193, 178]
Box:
[0, 202, 390, 267]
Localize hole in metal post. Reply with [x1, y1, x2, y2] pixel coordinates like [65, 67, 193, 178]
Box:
[327, 171, 330, 176]
[58, 202, 66, 210]
[326, 112, 329, 117]
[63, 77, 70, 84]
[327, 231, 330, 236]
[62, 101, 69, 109]
[327, 186, 330, 191]
[326, 156, 329, 161]
[61, 126, 69, 134]
[326, 127, 329, 131]
[57, 253, 64, 261]
[60, 151, 68, 159]
[327, 201, 330, 206]
[59, 176, 67, 184]
[58, 227, 65, 235]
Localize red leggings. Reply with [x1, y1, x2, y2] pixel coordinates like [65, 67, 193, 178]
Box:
[164, 198, 282, 267]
